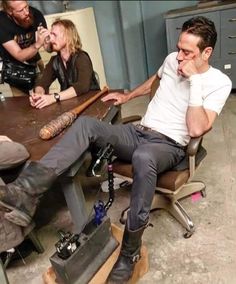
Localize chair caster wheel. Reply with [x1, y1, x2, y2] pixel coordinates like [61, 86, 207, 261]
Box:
[183, 230, 193, 239]
[200, 189, 206, 198]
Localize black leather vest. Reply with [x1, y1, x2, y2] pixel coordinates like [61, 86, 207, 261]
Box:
[52, 51, 100, 92]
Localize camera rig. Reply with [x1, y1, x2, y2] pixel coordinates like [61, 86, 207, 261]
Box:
[50, 142, 118, 284]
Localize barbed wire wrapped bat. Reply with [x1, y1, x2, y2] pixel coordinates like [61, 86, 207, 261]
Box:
[39, 86, 109, 140]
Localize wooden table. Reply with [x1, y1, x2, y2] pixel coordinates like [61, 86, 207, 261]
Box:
[0, 91, 119, 160]
[0, 91, 120, 233]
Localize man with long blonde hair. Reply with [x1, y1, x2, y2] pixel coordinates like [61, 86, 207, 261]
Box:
[57, 18, 82, 53]
[30, 18, 100, 109]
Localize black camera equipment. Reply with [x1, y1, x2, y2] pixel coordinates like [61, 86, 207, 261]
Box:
[50, 136, 119, 283]
[90, 136, 117, 177]
[55, 231, 80, 260]
[92, 136, 117, 225]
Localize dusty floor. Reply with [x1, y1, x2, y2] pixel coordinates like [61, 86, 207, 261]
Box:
[4, 93, 236, 284]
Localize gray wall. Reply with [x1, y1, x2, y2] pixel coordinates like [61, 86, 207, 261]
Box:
[30, 1, 198, 89]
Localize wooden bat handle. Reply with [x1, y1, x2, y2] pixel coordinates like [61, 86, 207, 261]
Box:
[71, 86, 109, 115]
[39, 86, 109, 140]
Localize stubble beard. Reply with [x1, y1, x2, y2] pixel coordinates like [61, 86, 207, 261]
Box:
[15, 11, 34, 29]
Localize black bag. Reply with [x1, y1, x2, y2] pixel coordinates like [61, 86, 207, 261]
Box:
[2, 60, 37, 90]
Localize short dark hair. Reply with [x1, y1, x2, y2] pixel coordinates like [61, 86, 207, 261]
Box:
[182, 16, 217, 51]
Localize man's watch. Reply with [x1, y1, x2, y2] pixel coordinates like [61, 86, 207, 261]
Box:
[54, 93, 60, 102]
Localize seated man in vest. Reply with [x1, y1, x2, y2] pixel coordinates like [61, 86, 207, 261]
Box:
[0, 16, 232, 283]
[29, 19, 100, 109]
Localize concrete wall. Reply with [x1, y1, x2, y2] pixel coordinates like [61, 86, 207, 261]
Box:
[30, 1, 198, 89]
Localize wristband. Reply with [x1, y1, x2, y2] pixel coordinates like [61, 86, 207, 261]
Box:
[188, 74, 203, 107]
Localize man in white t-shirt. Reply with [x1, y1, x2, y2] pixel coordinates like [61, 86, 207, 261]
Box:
[0, 16, 232, 283]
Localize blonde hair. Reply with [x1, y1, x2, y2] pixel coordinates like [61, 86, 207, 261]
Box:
[1, 0, 11, 12]
[52, 18, 82, 53]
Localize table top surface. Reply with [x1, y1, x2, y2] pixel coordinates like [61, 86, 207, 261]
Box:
[0, 91, 117, 160]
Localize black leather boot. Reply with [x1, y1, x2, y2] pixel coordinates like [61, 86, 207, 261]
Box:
[107, 220, 147, 283]
[0, 162, 57, 227]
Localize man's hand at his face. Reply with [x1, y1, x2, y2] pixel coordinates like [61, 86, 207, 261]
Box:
[177, 59, 199, 78]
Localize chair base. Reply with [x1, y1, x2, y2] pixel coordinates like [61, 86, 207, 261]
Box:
[113, 172, 206, 238]
[151, 195, 195, 238]
[151, 181, 206, 238]
[171, 181, 206, 201]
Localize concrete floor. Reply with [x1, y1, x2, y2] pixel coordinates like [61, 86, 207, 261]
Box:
[5, 93, 236, 284]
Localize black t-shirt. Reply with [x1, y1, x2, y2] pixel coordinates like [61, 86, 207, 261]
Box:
[0, 6, 47, 65]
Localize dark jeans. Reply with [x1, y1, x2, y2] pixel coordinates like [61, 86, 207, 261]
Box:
[40, 116, 185, 230]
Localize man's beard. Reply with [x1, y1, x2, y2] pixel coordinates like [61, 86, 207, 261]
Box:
[14, 11, 34, 29]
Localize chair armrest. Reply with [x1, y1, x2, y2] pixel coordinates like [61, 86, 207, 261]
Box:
[120, 115, 142, 124]
[187, 126, 212, 156]
[187, 136, 203, 156]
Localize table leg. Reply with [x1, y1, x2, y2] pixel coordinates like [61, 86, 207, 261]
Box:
[61, 176, 88, 234]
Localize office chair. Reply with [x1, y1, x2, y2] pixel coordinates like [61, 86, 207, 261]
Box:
[112, 134, 207, 238]
[111, 77, 207, 238]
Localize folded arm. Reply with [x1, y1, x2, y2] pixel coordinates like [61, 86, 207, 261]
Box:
[186, 107, 217, 137]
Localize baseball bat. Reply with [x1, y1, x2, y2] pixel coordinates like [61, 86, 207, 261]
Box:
[39, 86, 109, 140]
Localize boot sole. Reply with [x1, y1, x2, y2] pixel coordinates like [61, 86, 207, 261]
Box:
[0, 201, 32, 227]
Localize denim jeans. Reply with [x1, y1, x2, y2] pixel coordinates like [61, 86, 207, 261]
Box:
[40, 116, 186, 230]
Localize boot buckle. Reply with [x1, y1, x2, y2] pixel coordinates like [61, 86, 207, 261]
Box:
[132, 254, 140, 263]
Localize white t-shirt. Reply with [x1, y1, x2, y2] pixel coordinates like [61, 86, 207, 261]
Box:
[141, 52, 232, 145]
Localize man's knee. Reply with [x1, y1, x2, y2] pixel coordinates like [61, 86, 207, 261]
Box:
[72, 115, 96, 130]
[132, 150, 156, 178]
[72, 115, 103, 138]
[0, 141, 30, 170]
